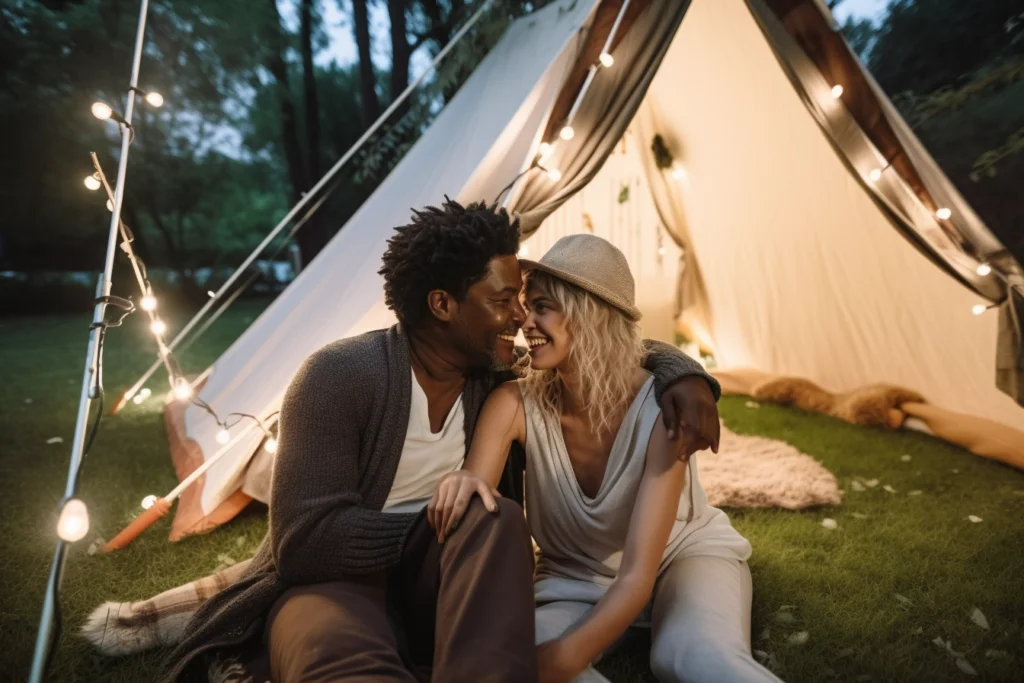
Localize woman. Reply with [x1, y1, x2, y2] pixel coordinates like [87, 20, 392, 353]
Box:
[427, 234, 782, 683]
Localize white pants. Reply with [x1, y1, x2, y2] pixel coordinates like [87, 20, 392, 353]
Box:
[534, 555, 783, 683]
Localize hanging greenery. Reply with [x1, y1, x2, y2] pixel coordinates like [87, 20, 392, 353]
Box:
[618, 183, 630, 204]
[651, 134, 675, 170]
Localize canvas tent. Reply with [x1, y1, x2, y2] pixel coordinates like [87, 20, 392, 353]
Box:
[151, 0, 1023, 541]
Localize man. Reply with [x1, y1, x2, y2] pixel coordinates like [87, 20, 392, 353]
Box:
[161, 199, 721, 682]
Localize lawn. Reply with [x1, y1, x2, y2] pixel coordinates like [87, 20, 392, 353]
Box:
[1, 302, 1022, 682]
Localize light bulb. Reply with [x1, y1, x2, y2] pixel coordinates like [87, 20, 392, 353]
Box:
[133, 394, 144, 405]
[173, 379, 193, 400]
[599, 52, 614, 68]
[139, 388, 152, 399]
[658, 247, 666, 255]
[207, 290, 216, 298]
[671, 165, 686, 180]
[518, 245, 529, 257]
[216, 428, 231, 445]
[56, 498, 89, 542]
[84, 175, 101, 191]
[140, 295, 157, 311]
[141, 495, 158, 510]
[935, 207, 952, 220]
[976, 263, 992, 276]
[91, 102, 113, 120]
[831, 84, 844, 98]
[869, 168, 882, 182]
[150, 319, 167, 335]
[546, 167, 562, 182]
[106, 199, 114, 212]
[145, 91, 164, 107]
[559, 126, 575, 141]
[972, 304, 987, 316]
[537, 142, 553, 160]
[265, 437, 279, 454]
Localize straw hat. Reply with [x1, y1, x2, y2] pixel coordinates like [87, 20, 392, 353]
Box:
[519, 234, 642, 321]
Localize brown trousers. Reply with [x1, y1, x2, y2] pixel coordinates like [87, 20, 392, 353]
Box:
[266, 498, 537, 682]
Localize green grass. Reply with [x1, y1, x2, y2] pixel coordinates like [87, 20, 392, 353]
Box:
[1, 305, 1022, 682]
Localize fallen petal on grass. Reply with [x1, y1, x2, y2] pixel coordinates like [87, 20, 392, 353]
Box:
[970, 607, 989, 630]
[852, 512, 869, 519]
[882, 484, 897, 493]
[787, 631, 810, 646]
[822, 518, 838, 530]
[985, 649, 1011, 660]
[745, 401, 761, 409]
[895, 594, 912, 606]
[851, 480, 866, 492]
[864, 479, 879, 488]
[967, 515, 983, 523]
[908, 490, 923, 496]
[901, 454, 912, 462]
[775, 611, 796, 624]
[758, 628, 770, 641]
[46, 436, 63, 444]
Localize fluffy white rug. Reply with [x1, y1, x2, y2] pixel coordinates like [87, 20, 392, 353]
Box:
[699, 423, 841, 509]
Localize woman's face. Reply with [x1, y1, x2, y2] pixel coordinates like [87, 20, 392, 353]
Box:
[521, 279, 572, 371]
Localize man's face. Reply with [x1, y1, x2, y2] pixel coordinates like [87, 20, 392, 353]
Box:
[448, 255, 526, 370]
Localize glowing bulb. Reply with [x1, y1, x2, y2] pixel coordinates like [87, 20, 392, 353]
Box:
[518, 245, 528, 257]
[599, 52, 614, 68]
[56, 498, 89, 542]
[935, 207, 952, 220]
[831, 84, 844, 98]
[150, 319, 167, 335]
[207, 290, 216, 298]
[144, 91, 164, 107]
[976, 263, 992, 276]
[671, 165, 686, 180]
[139, 388, 151, 399]
[140, 295, 157, 311]
[91, 102, 113, 120]
[141, 495, 158, 510]
[658, 247, 666, 255]
[537, 142, 553, 160]
[559, 125, 575, 141]
[972, 304, 987, 316]
[84, 175, 101, 191]
[216, 428, 231, 445]
[546, 167, 562, 182]
[173, 379, 192, 400]
[869, 168, 882, 182]
[265, 437, 278, 454]
[133, 394, 144, 405]
[106, 199, 114, 212]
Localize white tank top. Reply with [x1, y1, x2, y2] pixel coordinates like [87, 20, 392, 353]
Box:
[383, 368, 466, 513]
[521, 375, 751, 598]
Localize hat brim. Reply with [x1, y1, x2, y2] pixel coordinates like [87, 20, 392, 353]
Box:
[519, 259, 643, 322]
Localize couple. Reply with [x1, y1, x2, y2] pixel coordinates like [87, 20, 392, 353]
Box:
[160, 199, 780, 683]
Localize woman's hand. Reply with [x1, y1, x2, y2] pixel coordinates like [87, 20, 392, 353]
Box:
[537, 638, 585, 683]
[426, 470, 501, 543]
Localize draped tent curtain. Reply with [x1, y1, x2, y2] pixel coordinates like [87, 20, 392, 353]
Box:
[632, 100, 715, 350]
[510, 0, 692, 238]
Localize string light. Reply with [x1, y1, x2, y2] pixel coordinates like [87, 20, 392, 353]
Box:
[546, 167, 563, 182]
[173, 378, 193, 400]
[91, 102, 113, 120]
[265, 437, 279, 454]
[869, 168, 882, 182]
[56, 499, 89, 542]
[518, 245, 529, 257]
[216, 427, 231, 445]
[831, 84, 844, 98]
[144, 91, 163, 107]
[537, 142, 554, 162]
[972, 304, 988, 316]
[106, 199, 114, 212]
[132, 387, 152, 405]
[150, 319, 166, 335]
[935, 207, 952, 220]
[976, 263, 992, 276]
[671, 165, 686, 181]
[658, 247, 666, 256]
[559, 125, 575, 141]
[141, 495, 158, 510]
[140, 295, 157, 311]
[599, 52, 614, 68]
[84, 174, 101, 191]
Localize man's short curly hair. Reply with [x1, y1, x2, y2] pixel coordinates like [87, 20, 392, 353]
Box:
[379, 197, 521, 328]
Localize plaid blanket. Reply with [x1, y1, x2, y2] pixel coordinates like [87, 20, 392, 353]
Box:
[81, 558, 252, 656]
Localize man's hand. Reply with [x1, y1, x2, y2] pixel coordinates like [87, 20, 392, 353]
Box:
[537, 638, 585, 683]
[426, 470, 501, 543]
[658, 375, 720, 459]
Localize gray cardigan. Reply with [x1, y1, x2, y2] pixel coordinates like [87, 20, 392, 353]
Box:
[160, 325, 717, 681]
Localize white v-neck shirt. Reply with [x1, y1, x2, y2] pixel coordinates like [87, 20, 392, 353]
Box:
[382, 368, 466, 513]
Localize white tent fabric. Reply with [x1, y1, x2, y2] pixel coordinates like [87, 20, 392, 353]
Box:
[172, 0, 1023, 529]
[184, 0, 596, 514]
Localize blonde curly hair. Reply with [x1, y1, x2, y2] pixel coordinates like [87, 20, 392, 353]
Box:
[521, 269, 646, 435]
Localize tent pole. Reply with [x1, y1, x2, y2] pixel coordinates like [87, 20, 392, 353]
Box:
[115, 0, 496, 412]
[28, 1, 151, 679]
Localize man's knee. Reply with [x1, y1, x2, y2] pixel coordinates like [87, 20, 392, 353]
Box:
[651, 633, 743, 683]
[459, 497, 528, 538]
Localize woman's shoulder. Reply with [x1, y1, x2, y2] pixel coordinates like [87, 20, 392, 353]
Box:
[485, 380, 526, 410]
